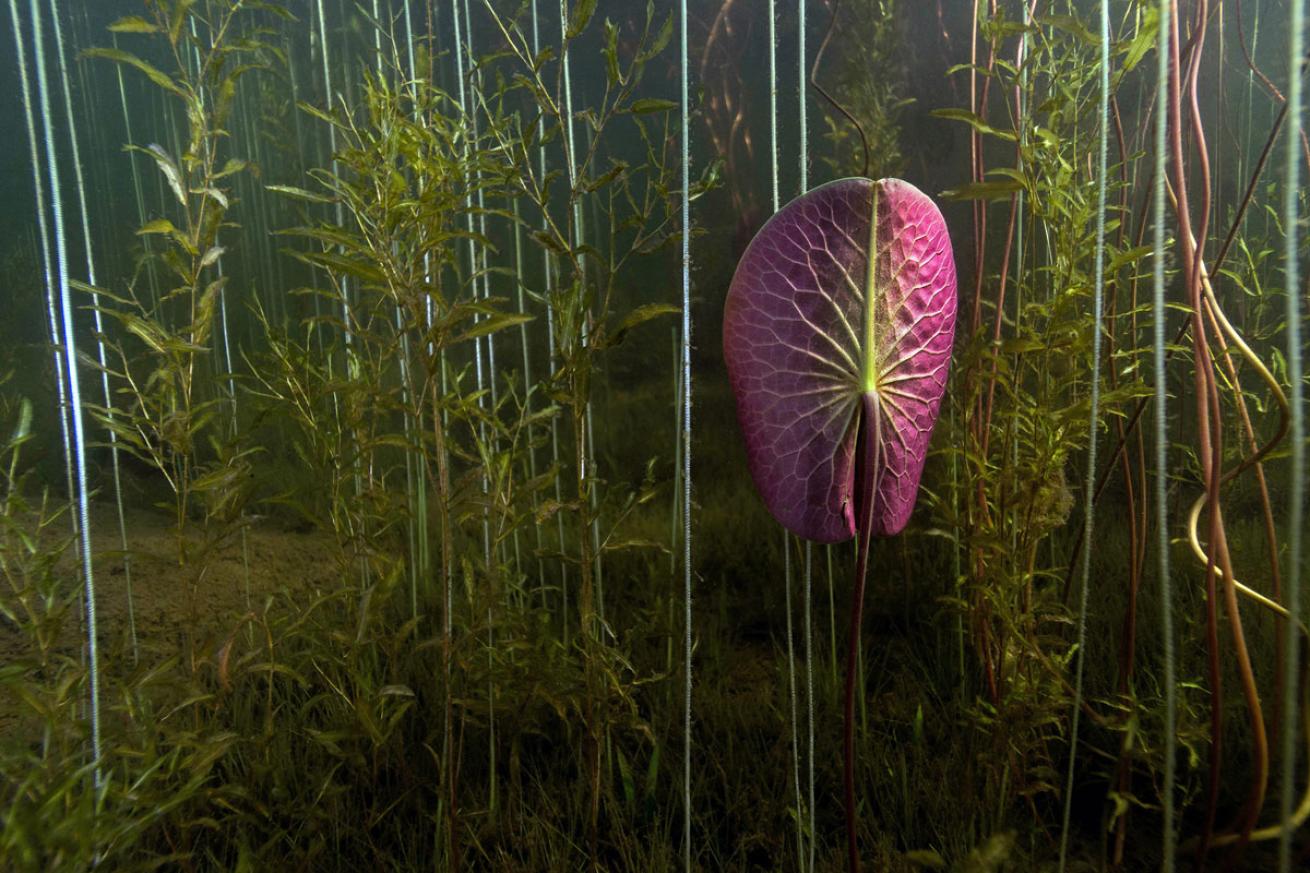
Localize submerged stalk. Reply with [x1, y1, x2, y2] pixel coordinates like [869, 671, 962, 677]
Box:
[50, 0, 137, 661]
[680, 0, 694, 864]
[430, 377, 459, 872]
[1057, 1, 1109, 868]
[17, 0, 102, 785]
[1277, 0, 1306, 868]
[528, 0, 569, 635]
[1154, 0, 1177, 866]
[845, 394, 883, 873]
[784, 536, 804, 869]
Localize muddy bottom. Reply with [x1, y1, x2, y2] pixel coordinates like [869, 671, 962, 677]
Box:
[0, 499, 338, 730]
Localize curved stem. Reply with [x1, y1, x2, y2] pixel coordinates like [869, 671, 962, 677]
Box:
[1167, 6, 1228, 858]
[1168, 174, 1288, 860]
[1061, 39, 1306, 601]
[809, 0, 868, 178]
[1178, 614, 1310, 855]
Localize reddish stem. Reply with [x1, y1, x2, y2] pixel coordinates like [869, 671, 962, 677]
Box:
[845, 393, 883, 873]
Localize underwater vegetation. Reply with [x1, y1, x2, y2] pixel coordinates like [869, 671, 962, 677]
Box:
[0, 0, 1306, 871]
[724, 176, 958, 873]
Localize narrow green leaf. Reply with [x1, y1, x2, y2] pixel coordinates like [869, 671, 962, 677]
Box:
[199, 246, 225, 269]
[267, 184, 333, 204]
[616, 749, 636, 807]
[939, 179, 1024, 201]
[9, 399, 32, 446]
[566, 0, 598, 39]
[628, 98, 677, 115]
[214, 158, 248, 179]
[930, 107, 1017, 141]
[453, 312, 534, 344]
[638, 13, 673, 63]
[136, 143, 187, 205]
[602, 19, 621, 86]
[83, 47, 184, 97]
[1039, 14, 1098, 44]
[603, 302, 680, 348]
[107, 16, 160, 33]
[1119, 7, 1158, 74]
[903, 849, 947, 869]
[120, 314, 169, 354]
[199, 186, 229, 209]
[530, 229, 569, 255]
[169, 0, 197, 45]
[583, 162, 627, 193]
[138, 218, 179, 236]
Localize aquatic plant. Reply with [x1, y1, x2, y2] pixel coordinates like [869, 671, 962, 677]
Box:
[814, 0, 909, 182]
[723, 176, 957, 871]
[47, 0, 137, 664]
[1058, 1, 1112, 868]
[8, 0, 103, 781]
[1278, 0, 1306, 869]
[697, 0, 764, 241]
[935, 4, 1308, 870]
[5, 0, 1309, 869]
[85, 0, 278, 640]
[269, 62, 533, 867]
[929, 10, 1155, 852]
[679, 1, 694, 867]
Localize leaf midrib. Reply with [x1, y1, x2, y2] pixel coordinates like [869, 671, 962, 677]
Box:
[861, 181, 880, 395]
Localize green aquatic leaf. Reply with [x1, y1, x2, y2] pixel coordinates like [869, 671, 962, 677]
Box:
[638, 12, 673, 63]
[118, 313, 171, 355]
[602, 303, 679, 349]
[939, 179, 1024, 201]
[135, 143, 187, 206]
[169, 0, 197, 46]
[984, 167, 1032, 195]
[8, 399, 32, 447]
[198, 186, 229, 209]
[267, 184, 332, 204]
[1039, 14, 1098, 45]
[83, 47, 184, 97]
[214, 158, 248, 179]
[930, 107, 1017, 141]
[903, 849, 947, 869]
[602, 19, 621, 86]
[138, 218, 179, 236]
[198, 246, 225, 269]
[1118, 7, 1158, 74]
[583, 162, 627, 193]
[451, 312, 534, 345]
[566, 0, 598, 39]
[107, 16, 160, 34]
[628, 98, 677, 115]
[530, 229, 569, 255]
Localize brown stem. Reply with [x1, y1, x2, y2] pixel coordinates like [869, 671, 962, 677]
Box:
[810, 0, 868, 178]
[1166, 6, 1226, 863]
[979, 193, 1017, 462]
[965, 0, 1003, 706]
[1172, 2, 1269, 861]
[431, 377, 459, 873]
[846, 394, 883, 873]
[1106, 88, 1146, 868]
[1062, 59, 1295, 600]
[844, 529, 869, 873]
[573, 398, 602, 867]
[1201, 262, 1286, 775]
